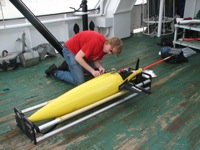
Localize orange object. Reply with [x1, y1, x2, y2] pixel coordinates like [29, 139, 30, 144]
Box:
[183, 38, 200, 41]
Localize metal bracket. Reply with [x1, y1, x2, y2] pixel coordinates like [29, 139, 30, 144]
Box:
[14, 107, 37, 144]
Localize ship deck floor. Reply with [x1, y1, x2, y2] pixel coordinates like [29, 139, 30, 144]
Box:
[0, 33, 200, 150]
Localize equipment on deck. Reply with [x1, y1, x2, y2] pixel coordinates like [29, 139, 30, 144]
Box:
[14, 55, 177, 144]
[32, 43, 57, 61]
[0, 50, 19, 71]
[19, 32, 39, 67]
[160, 46, 188, 64]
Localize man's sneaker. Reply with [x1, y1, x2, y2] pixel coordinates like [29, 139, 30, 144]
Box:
[58, 61, 69, 71]
[45, 64, 58, 76]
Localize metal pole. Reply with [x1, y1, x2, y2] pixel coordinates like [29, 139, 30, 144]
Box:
[21, 100, 54, 113]
[143, 55, 174, 70]
[82, 0, 88, 30]
[9, 0, 63, 56]
[157, 0, 164, 37]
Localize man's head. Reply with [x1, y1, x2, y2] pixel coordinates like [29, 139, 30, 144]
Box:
[104, 37, 123, 55]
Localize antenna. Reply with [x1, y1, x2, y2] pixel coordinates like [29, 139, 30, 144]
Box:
[135, 58, 140, 70]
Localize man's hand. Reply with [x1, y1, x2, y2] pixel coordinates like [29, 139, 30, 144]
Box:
[98, 66, 105, 74]
[91, 70, 101, 77]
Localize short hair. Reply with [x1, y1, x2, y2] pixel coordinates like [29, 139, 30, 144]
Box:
[106, 37, 123, 55]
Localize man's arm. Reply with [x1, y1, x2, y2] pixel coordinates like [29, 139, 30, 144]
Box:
[75, 50, 101, 77]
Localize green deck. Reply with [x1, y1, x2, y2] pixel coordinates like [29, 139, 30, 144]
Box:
[0, 33, 200, 149]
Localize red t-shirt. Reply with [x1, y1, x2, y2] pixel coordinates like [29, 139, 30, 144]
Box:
[66, 31, 106, 61]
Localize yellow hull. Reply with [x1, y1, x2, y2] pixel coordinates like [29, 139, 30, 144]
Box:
[29, 72, 124, 122]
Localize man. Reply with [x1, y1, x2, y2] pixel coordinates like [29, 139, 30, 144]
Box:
[45, 30, 123, 85]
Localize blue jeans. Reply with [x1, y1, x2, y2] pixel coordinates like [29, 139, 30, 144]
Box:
[54, 47, 94, 85]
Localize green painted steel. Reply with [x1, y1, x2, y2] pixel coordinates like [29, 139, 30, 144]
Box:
[0, 33, 200, 149]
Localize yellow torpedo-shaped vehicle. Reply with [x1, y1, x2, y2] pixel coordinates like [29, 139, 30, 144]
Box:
[14, 66, 152, 144]
[29, 72, 124, 122]
[29, 68, 144, 122]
